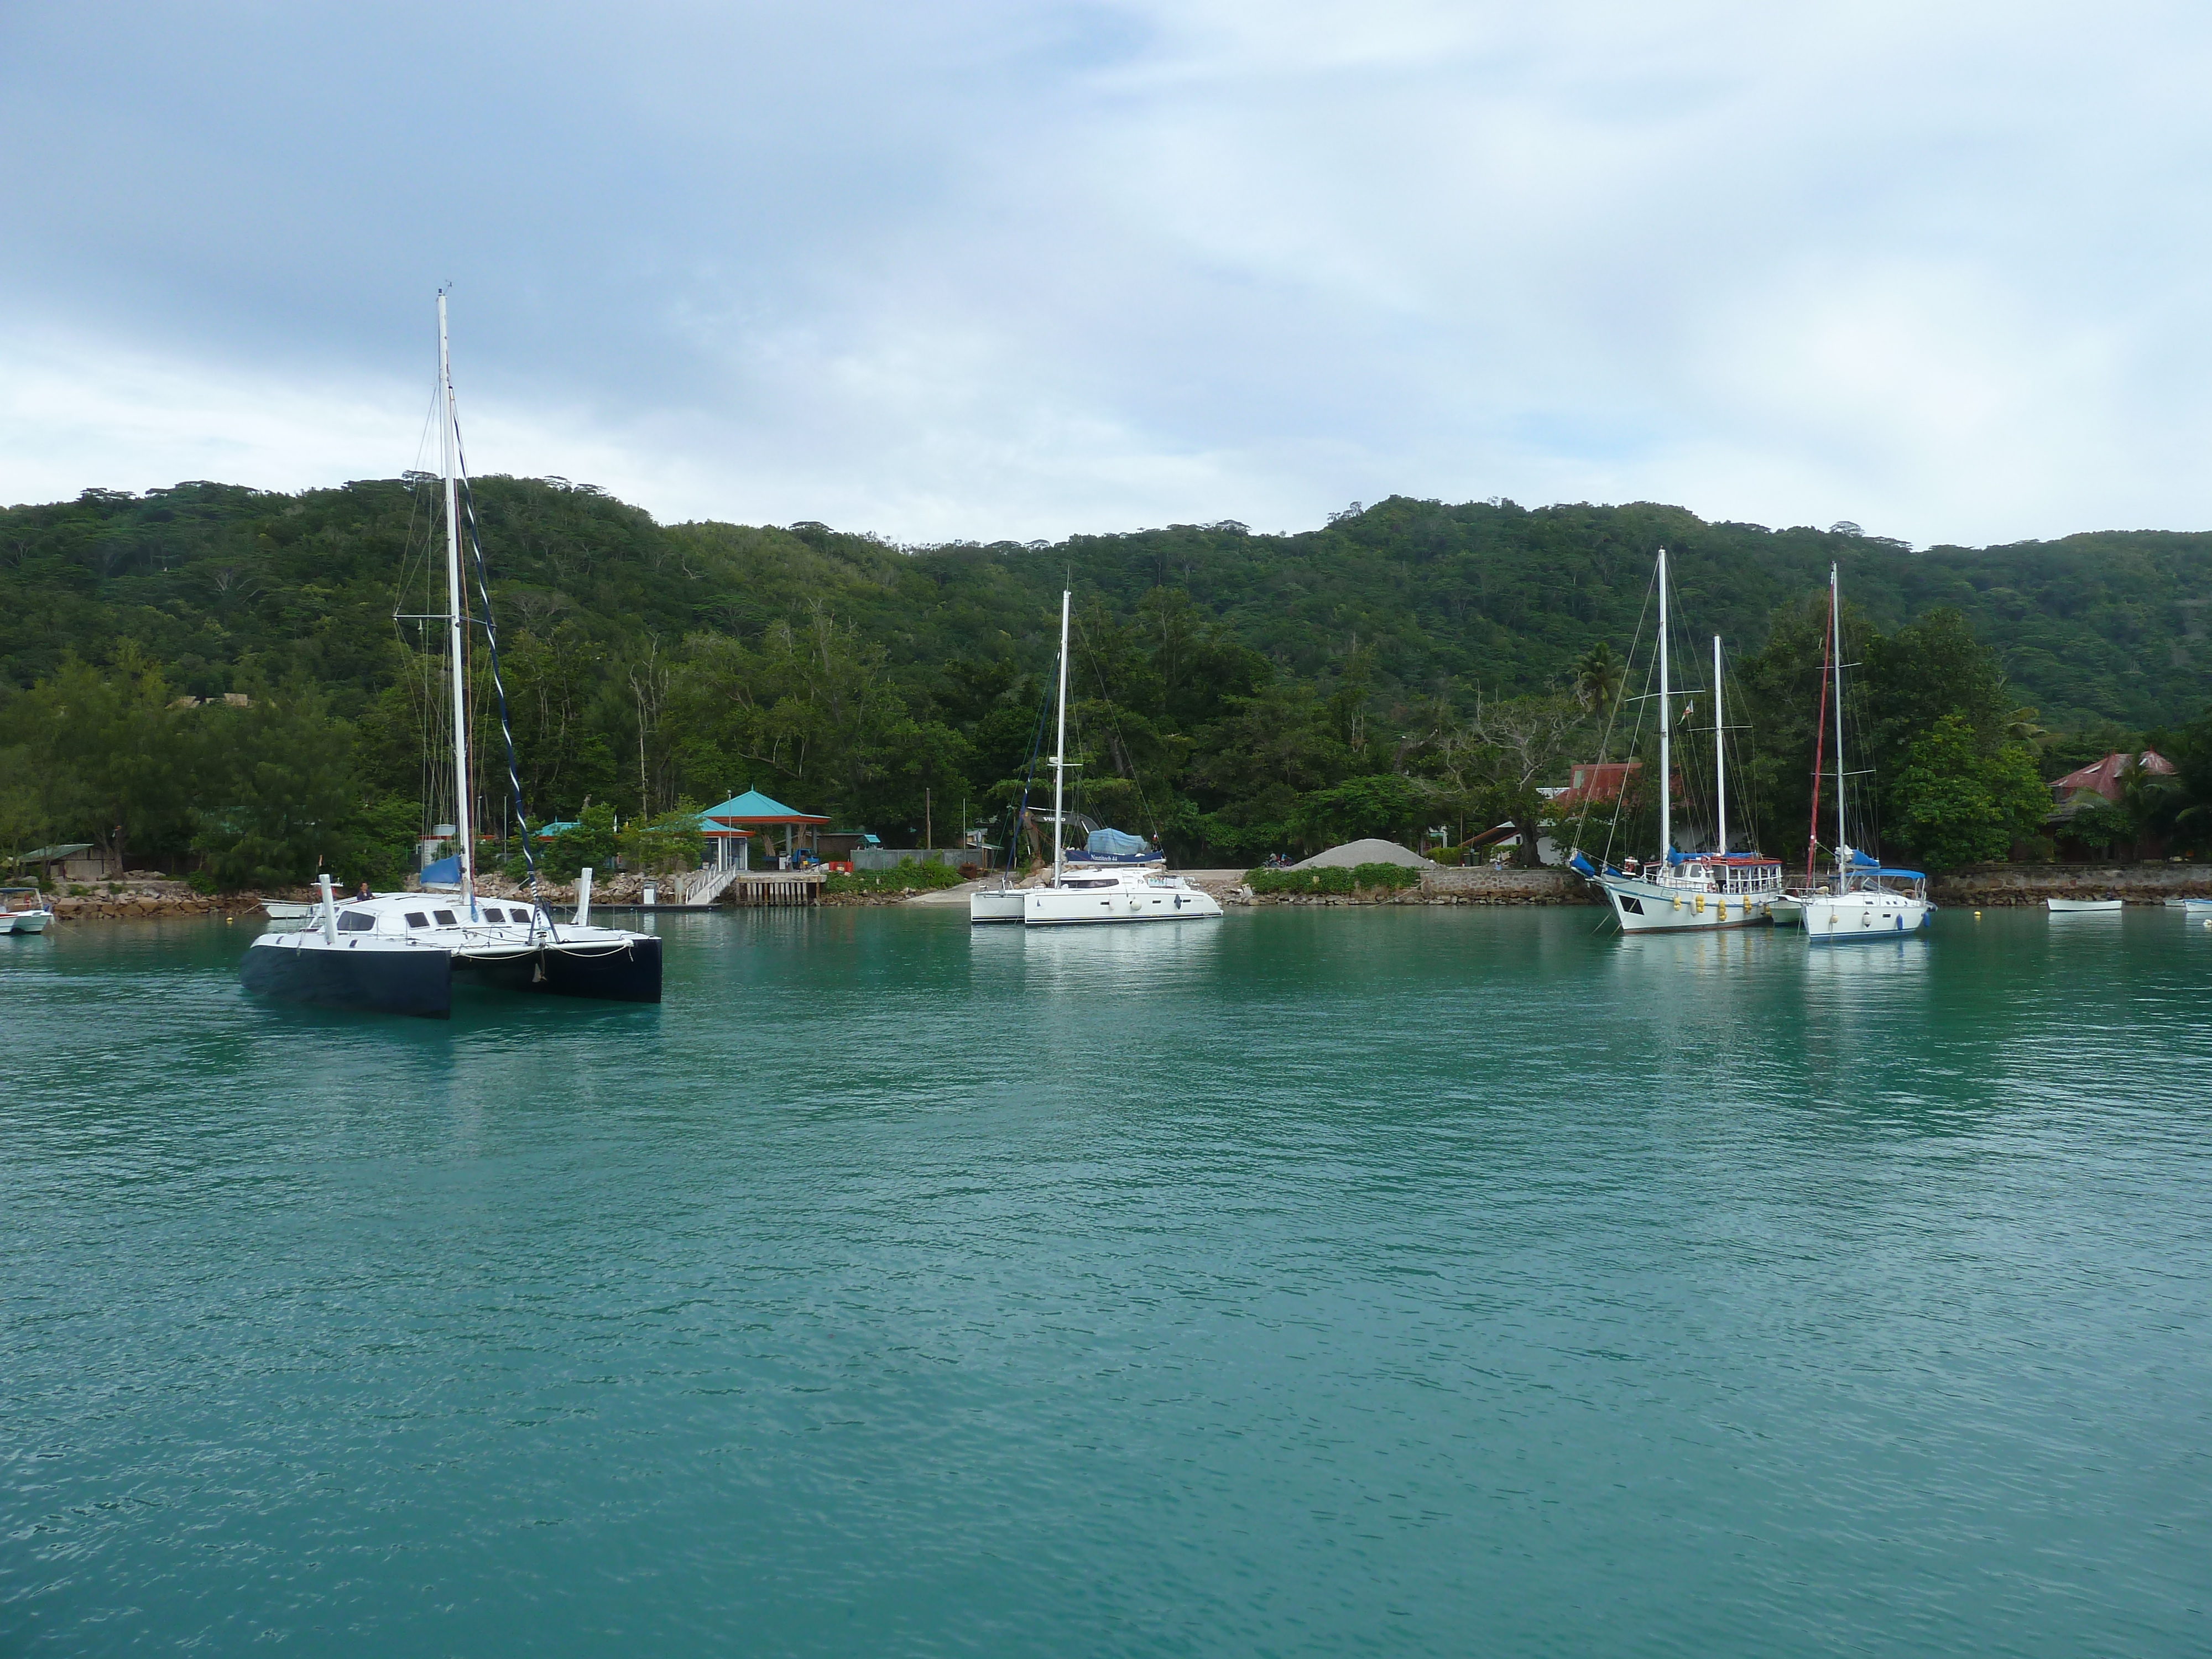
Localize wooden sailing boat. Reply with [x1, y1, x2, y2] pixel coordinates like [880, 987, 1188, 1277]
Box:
[1577, 548, 1785, 932]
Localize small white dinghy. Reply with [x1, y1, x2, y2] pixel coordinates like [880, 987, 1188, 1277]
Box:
[2047, 897, 2124, 913]
[262, 900, 314, 920]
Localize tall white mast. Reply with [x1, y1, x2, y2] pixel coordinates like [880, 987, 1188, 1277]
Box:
[1657, 547, 1671, 864]
[438, 293, 475, 902]
[1713, 634, 1726, 857]
[1050, 587, 1071, 888]
[1830, 561, 1846, 868]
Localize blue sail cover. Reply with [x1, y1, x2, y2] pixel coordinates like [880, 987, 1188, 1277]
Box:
[420, 854, 462, 885]
[1086, 827, 1150, 857]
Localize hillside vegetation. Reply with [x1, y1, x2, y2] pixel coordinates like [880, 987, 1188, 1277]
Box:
[3, 477, 2209, 885]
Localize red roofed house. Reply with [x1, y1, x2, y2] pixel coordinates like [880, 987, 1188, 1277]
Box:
[1554, 760, 1642, 810]
[2048, 750, 2173, 804]
[2047, 750, 2174, 860]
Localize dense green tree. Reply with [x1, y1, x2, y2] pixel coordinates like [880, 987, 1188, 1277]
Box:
[616, 805, 707, 875]
[186, 680, 360, 889]
[1886, 716, 2051, 868]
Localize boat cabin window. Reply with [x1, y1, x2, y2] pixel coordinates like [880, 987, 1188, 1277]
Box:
[1062, 878, 1117, 889]
[405, 911, 430, 929]
[337, 910, 377, 932]
[433, 909, 457, 926]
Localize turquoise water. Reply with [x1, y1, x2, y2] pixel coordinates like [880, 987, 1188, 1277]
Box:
[4, 907, 2209, 1656]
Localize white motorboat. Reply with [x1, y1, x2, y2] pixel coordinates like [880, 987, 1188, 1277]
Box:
[1578, 554, 1784, 932]
[241, 295, 660, 1018]
[1768, 895, 1804, 927]
[2047, 897, 2124, 913]
[0, 886, 53, 933]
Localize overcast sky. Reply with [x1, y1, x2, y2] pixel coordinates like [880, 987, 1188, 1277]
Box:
[3, 1, 2207, 547]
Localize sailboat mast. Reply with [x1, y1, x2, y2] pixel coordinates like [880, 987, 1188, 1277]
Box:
[1830, 561, 1846, 867]
[438, 293, 475, 901]
[1657, 547, 1671, 864]
[1050, 588, 1070, 888]
[1713, 634, 1726, 857]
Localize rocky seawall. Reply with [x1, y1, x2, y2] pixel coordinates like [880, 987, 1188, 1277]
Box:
[1215, 867, 1595, 906]
[37, 870, 652, 923]
[46, 883, 259, 920]
[1932, 863, 2212, 906]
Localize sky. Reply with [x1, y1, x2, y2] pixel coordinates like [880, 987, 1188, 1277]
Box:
[3, 1, 2208, 548]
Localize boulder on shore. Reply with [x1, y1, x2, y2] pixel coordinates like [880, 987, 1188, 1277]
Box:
[1288, 838, 1435, 871]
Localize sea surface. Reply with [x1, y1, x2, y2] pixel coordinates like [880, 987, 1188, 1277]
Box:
[3, 905, 2209, 1656]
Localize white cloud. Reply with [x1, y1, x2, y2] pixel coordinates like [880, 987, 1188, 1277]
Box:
[3, 1, 2211, 546]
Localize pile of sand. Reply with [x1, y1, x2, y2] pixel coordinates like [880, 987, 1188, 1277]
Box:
[1288, 838, 1436, 871]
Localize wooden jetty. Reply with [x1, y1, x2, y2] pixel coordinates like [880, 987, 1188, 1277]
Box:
[727, 870, 822, 907]
[593, 866, 823, 912]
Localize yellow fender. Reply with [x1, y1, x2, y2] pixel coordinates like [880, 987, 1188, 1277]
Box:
[1694, 894, 1705, 915]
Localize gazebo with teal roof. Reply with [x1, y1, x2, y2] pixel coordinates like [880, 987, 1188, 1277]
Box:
[701, 788, 830, 870]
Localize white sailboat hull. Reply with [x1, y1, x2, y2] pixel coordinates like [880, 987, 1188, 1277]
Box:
[1024, 879, 1223, 926]
[1595, 874, 1777, 932]
[968, 888, 1026, 924]
[1802, 891, 1931, 940]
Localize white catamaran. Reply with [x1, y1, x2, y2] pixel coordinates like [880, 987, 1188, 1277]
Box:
[1797, 561, 1933, 942]
[971, 588, 1221, 927]
[241, 295, 662, 1016]
[1578, 548, 1785, 932]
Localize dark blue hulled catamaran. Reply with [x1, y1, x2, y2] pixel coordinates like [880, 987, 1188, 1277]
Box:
[241, 295, 661, 1017]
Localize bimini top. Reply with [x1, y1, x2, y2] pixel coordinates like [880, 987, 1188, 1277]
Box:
[701, 789, 828, 826]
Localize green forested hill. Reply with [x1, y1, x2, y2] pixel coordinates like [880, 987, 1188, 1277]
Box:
[4, 481, 2203, 726]
[3, 476, 2209, 882]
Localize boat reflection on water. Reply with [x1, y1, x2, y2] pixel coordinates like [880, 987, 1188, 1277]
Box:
[1798, 932, 1930, 983]
[1608, 920, 1779, 971]
[974, 901, 1227, 995]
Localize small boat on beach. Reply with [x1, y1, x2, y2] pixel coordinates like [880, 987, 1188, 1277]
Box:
[2048, 898, 2124, 913]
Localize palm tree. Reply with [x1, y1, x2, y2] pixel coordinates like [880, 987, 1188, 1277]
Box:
[1573, 641, 1624, 716]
